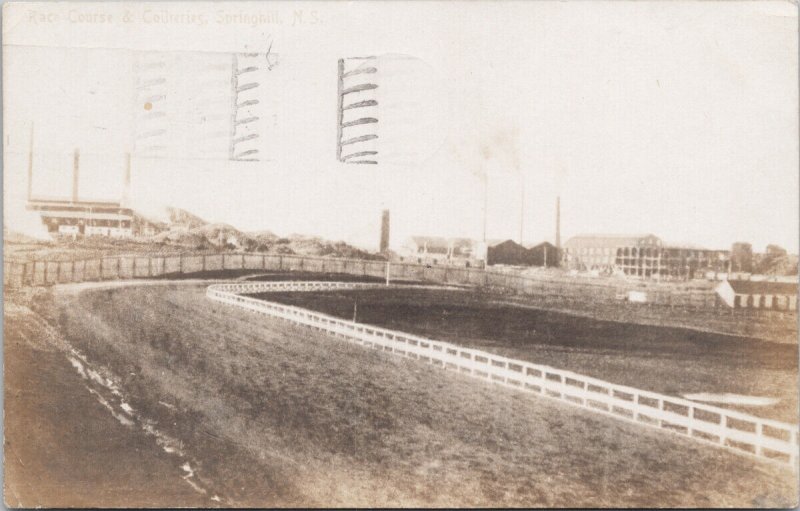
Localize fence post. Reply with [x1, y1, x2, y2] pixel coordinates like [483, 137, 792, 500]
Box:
[755, 422, 763, 456]
[720, 416, 728, 446]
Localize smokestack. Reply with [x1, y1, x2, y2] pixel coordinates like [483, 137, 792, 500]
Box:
[379, 209, 390, 253]
[122, 153, 131, 207]
[519, 177, 524, 245]
[555, 196, 561, 249]
[72, 148, 80, 203]
[27, 124, 34, 202]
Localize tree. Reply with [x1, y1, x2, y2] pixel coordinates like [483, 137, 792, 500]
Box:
[766, 244, 787, 257]
[730, 242, 753, 273]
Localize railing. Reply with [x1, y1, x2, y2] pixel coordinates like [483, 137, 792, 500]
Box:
[4, 251, 795, 315]
[206, 280, 800, 471]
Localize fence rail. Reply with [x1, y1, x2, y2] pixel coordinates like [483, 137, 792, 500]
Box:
[207, 280, 799, 471]
[4, 252, 793, 316]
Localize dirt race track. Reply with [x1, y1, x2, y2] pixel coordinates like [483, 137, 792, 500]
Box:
[4, 279, 798, 507]
[256, 287, 798, 422]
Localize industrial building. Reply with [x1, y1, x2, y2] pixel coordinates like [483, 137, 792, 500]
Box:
[400, 236, 477, 266]
[487, 239, 531, 266]
[563, 234, 730, 279]
[25, 142, 167, 239]
[526, 241, 560, 267]
[400, 236, 561, 269]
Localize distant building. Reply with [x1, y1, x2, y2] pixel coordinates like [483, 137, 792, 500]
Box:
[526, 241, 560, 267]
[400, 236, 477, 266]
[563, 234, 661, 275]
[487, 239, 531, 266]
[715, 280, 798, 310]
[659, 244, 730, 279]
[26, 149, 167, 239]
[28, 199, 135, 238]
[563, 234, 729, 279]
[27, 199, 168, 238]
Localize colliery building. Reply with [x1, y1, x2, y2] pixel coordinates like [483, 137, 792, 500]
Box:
[400, 237, 562, 268]
[526, 241, 560, 268]
[487, 239, 531, 266]
[26, 147, 167, 239]
[400, 236, 477, 266]
[487, 240, 561, 267]
[28, 199, 166, 238]
[563, 234, 730, 279]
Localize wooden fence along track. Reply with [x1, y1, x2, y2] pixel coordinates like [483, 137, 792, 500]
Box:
[206, 280, 799, 471]
[3, 252, 795, 317]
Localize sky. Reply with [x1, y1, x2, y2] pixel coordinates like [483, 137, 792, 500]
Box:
[3, 1, 798, 252]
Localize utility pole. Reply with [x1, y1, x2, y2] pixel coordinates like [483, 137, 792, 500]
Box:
[519, 173, 525, 245]
[555, 196, 561, 251]
[336, 58, 344, 162]
[482, 173, 488, 244]
[27, 123, 34, 203]
[555, 195, 562, 269]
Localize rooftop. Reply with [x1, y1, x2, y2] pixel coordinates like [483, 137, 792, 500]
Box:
[564, 233, 660, 249]
[726, 280, 798, 295]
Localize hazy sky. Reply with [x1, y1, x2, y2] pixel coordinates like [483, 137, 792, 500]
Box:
[4, 1, 797, 251]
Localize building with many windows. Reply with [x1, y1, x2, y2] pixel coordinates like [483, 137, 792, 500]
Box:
[563, 234, 730, 279]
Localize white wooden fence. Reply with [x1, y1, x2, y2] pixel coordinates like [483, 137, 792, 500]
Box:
[207, 280, 799, 471]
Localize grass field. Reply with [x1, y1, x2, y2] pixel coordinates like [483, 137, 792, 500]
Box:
[9, 282, 796, 507]
[253, 287, 798, 422]
[494, 286, 798, 344]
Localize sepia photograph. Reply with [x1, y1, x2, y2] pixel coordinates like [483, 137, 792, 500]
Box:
[2, 0, 799, 507]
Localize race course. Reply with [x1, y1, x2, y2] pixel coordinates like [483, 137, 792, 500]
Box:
[5, 276, 798, 507]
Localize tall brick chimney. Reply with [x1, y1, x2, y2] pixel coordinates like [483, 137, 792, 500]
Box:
[379, 209, 390, 253]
